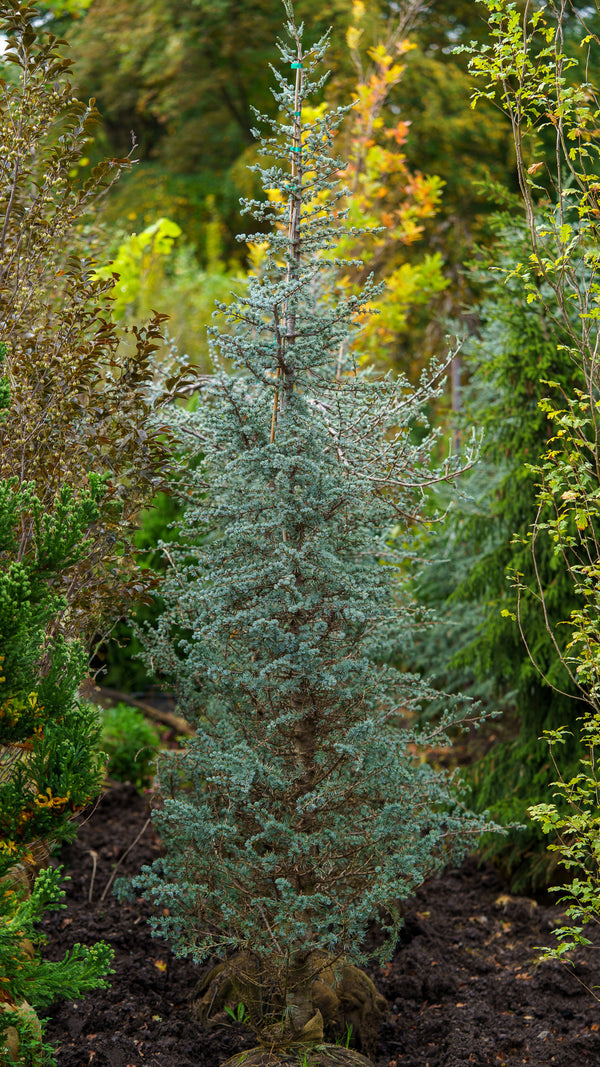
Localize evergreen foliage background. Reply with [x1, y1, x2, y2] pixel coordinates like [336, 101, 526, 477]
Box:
[405, 216, 585, 889]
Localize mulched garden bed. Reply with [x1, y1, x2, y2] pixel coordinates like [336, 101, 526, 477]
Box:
[40, 784, 600, 1067]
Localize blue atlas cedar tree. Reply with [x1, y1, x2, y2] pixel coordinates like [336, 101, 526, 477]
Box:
[134, 5, 495, 1064]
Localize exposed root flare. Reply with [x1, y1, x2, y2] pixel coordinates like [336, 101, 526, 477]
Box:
[192, 951, 387, 1060]
[221, 1045, 375, 1066]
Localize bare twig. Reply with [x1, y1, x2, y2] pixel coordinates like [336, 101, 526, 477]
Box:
[100, 818, 151, 903]
[87, 849, 98, 904]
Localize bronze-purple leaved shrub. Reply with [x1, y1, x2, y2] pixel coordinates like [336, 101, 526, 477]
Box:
[0, 0, 193, 642]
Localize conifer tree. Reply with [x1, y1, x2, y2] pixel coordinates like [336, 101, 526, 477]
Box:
[136, 9, 491, 1065]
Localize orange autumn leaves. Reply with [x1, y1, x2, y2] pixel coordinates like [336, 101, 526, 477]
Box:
[339, 12, 446, 364]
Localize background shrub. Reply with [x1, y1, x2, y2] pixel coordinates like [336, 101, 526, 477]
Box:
[98, 703, 160, 790]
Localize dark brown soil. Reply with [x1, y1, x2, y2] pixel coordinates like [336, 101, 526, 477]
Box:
[40, 784, 600, 1067]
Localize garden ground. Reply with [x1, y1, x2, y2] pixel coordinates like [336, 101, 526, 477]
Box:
[40, 782, 600, 1067]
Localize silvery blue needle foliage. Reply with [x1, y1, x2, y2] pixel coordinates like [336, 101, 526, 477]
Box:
[135, 4, 490, 1049]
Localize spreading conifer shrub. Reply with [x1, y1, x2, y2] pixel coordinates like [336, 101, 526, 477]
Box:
[134, 8, 494, 1064]
[0, 354, 113, 1065]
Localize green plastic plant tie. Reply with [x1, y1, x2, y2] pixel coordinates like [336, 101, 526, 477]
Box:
[290, 146, 302, 153]
[291, 61, 303, 68]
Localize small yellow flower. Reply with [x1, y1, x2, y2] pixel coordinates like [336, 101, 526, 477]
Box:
[34, 788, 70, 810]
